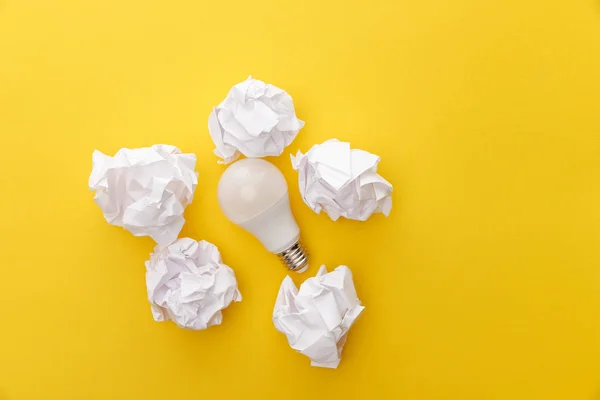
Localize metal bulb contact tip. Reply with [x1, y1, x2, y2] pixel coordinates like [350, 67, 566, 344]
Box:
[277, 240, 309, 273]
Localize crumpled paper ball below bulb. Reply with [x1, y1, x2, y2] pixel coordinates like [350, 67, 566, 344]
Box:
[273, 265, 365, 368]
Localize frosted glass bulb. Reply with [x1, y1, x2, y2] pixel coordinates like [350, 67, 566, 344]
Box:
[217, 158, 309, 272]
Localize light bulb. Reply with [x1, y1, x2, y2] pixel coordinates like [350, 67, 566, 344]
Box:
[217, 158, 309, 272]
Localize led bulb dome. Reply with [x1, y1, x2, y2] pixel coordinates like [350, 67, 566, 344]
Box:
[217, 158, 308, 272]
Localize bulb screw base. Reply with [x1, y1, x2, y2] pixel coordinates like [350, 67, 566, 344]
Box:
[277, 240, 309, 273]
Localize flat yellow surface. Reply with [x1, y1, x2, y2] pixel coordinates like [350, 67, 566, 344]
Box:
[1, 0, 600, 399]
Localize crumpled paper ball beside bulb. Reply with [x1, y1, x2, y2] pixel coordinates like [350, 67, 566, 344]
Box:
[88, 76, 392, 369]
[146, 238, 242, 330]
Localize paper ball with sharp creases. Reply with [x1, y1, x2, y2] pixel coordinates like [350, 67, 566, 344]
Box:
[208, 76, 305, 164]
[88, 144, 198, 246]
[273, 265, 365, 368]
[145, 238, 242, 330]
[291, 139, 393, 221]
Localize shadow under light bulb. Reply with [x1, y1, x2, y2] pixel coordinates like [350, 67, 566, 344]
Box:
[217, 158, 309, 272]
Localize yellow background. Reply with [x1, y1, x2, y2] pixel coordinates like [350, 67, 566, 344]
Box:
[1, 0, 600, 399]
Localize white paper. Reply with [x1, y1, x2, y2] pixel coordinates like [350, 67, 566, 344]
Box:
[273, 265, 365, 368]
[145, 238, 242, 330]
[208, 76, 305, 164]
[291, 139, 393, 221]
[88, 144, 198, 245]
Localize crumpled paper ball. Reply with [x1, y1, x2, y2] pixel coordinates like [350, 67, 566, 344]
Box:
[145, 238, 242, 330]
[291, 139, 393, 221]
[88, 144, 198, 245]
[208, 76, 305, 164]
[273, 265, 365, 368]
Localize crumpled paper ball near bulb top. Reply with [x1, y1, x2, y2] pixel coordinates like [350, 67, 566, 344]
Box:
[208, 76, 305, 164]
[88, 144, 198, 245]
[292, 139, 393, 221]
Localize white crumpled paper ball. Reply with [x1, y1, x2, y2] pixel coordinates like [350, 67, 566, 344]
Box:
[88, 144, 198, 246]
[273, 265, 365, 368]
[145, 238, 242, 330]
[208, 76, 305, 164]
[291, 139, 393, 221]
